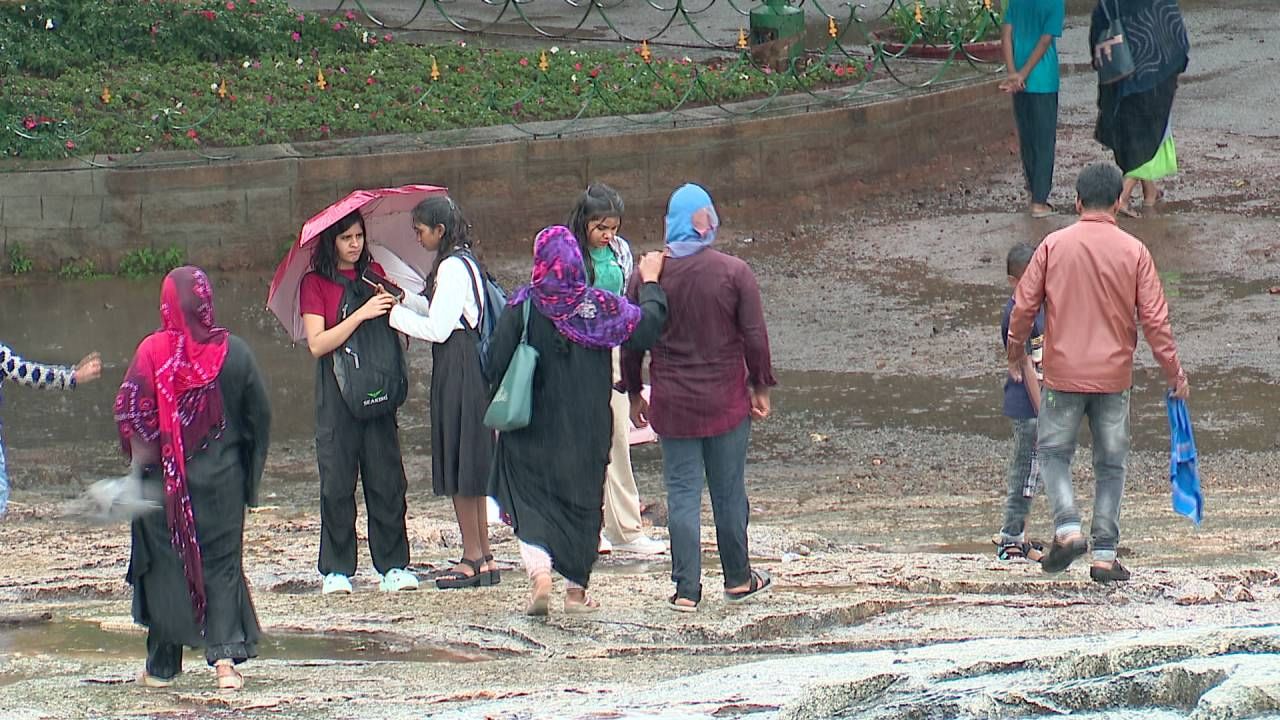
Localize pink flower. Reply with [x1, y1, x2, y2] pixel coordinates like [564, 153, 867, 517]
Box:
[186, 129, 198, 139]
[345, 10, 356, 20]
[64, 140, 76, 150]
[383, 34, 392, 42]
[368, 37, 377, 45]
[333, 22, 345, 31]
[291, 30, 300, 41]
[574, 62, 582, 71]
[22, 116, 37, 130]
[225, 1, 235, 10]
[366, 76, 376, 85]
[198, 9, 216, 21]
[589, 67, 600, 78]
[518, 57, 529, 67]
[319, 124, 330, 135]
[252, 60, 261, 69]
[296, 13, 305, 21]
[150, 24, 159, 36]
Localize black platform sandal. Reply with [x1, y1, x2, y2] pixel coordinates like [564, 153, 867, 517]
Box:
[435, 557, 485, 590]
[483, 554, 501, 586]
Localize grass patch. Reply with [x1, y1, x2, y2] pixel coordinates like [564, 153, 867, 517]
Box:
[7, 242, 33, 274]
[118, 246, 187, 279]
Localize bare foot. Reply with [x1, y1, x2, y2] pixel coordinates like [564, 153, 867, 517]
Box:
[525, 573, 552, 616]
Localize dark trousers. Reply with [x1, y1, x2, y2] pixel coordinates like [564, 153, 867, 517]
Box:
[660, 418, 753, 602]
[315, 361, 410, 577]
[147, 635, 183, 680]
[1012, 91, 1058, 205]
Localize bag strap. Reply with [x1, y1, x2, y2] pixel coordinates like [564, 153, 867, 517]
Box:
[456, 250, 485, 331]
[520, 300, 531, 344]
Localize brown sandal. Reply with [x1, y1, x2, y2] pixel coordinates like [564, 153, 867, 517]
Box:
[215, 660, 243, 691]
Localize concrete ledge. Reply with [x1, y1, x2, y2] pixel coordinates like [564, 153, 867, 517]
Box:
[0, 78, 1011, 271]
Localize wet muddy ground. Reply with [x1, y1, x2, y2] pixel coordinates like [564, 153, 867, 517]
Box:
[2, 2, 1280, 719]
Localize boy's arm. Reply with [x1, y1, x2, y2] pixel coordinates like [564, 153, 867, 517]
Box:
[1000, 23, 1023, 91]
[1023, 356, 1041, 415]
[0, 343, 78, 389]
[1014, 35, 1055, 84]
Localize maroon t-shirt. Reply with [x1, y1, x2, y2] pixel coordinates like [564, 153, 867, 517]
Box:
[298, 262, 387, 329]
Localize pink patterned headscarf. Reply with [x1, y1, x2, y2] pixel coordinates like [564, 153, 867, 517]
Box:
[114, 266, 229, 628]
[508, 225, 642, 350]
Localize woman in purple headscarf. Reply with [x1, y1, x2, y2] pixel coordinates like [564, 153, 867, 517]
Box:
[487, 226, 667, 616]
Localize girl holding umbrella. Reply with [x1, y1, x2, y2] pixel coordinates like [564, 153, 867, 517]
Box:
[298, 210, 417, 595]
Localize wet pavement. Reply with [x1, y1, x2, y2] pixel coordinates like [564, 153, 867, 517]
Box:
[2, 1, 1280, 718]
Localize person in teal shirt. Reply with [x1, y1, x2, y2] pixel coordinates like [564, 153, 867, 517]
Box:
[1001, 0, 1065, 218]
[567, 183, 667, 559]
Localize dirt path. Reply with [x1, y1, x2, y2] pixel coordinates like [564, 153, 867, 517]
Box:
[1, 2, 1279, 719]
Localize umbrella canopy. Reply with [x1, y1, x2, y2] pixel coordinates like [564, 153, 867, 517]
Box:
[267, 184, 448, 342]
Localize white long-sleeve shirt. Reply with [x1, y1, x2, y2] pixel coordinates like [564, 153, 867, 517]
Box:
[389, 255, 482, 343]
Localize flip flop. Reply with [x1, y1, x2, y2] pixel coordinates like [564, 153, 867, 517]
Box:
[1030, 204, 1055, 219]
[564, 596, 601, 615]
[1118, 205, 1141, 219]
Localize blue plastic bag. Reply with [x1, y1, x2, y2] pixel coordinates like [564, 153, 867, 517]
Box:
[1166, 395, 1203, 526]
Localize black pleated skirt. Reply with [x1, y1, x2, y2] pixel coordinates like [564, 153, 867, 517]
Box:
[429, 328, 493, 497]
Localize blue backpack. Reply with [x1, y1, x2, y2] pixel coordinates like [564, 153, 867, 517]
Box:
[457, 249, 508, 381]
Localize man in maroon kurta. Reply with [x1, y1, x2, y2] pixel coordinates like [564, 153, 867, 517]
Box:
[622, 183, 776, 610]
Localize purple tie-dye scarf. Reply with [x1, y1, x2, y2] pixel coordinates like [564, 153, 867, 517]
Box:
[508, 226, 641, 350]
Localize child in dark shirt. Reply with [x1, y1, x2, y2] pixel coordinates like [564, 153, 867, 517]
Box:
[996, 244, 1045, 560]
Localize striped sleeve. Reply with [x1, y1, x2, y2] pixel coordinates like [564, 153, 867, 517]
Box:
[0, 342, 76, 390]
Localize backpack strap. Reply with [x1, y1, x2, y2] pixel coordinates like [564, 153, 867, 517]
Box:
[455, 250, 485, 332]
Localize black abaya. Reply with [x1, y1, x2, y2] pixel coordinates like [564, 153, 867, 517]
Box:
[127, 335, 271, 671]
[487, 283, 667, 587]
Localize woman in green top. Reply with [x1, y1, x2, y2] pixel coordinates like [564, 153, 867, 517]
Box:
[567, 184, 667, 558]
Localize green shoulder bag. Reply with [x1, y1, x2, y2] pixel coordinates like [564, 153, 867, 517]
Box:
[483, 301, 538, 431]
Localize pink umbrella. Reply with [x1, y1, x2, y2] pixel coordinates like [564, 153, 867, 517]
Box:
[267, 184, 448, 342]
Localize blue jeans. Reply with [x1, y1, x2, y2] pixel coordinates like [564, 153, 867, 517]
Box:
[1038, 389, 1130, 562]
[0, 430, 8, 518]
[1000, 418, 1037, 541]
[660, 418, 753, 602]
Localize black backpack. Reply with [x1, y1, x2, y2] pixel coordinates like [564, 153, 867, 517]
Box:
[332, 275, 409, 420]
[455, 249, 508, 381]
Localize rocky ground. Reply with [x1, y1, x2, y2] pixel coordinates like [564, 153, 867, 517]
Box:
[2, 1, 1279, 719]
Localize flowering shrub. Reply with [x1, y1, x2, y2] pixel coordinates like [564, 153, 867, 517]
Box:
[0, 4, 869, 160]
[884, 0, 1002, 46]
[0, 0, 367, 76]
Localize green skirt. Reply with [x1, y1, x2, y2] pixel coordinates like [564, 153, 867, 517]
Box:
[1125, 136, 1177, 181]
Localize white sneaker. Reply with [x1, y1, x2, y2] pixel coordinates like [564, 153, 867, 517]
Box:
[378, 568, 420, 592]
[611, 535, 668, 556]
[322, 573, 352, 595]
[597, 532, 613, 555]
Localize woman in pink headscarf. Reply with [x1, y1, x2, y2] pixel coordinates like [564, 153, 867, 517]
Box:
[115, 266, 271, 691]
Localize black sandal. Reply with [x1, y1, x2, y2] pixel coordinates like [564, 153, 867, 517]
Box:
[434, 557, 487, 590]
[483, 554, 501, 585]
[724, 569, 772, 604]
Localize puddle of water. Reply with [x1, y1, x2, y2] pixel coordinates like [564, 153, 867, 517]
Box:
[0, 619, 493, 664]
[770, 367, 1280, 453]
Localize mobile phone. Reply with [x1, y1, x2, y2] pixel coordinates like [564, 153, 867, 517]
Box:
[361, 271, 405, 301]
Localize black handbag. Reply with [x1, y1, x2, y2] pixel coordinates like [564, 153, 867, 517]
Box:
[1095, 0, 1135, 85]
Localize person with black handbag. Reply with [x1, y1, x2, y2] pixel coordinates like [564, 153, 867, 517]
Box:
[1090, 0, 1190, 217]
[299, 210, 416, 595]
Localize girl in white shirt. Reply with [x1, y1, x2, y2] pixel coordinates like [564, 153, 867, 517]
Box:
[389, 196, 497, 590]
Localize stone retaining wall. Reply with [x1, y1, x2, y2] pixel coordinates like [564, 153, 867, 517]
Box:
[0, 79, 1010, 271]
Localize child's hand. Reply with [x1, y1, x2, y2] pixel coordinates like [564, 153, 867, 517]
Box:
[1007, 357, 1024, 383]
[74, 352, 102, 384]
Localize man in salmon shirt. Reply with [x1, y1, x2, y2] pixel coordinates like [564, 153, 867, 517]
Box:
[1007, 162, 1190, 583]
